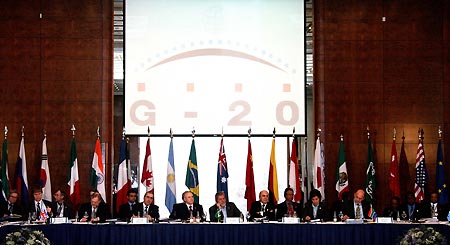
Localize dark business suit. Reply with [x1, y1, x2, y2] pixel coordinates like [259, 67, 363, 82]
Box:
[400, 203, 422, 221]
[303, 202, 328, 221]
[170, 203, 204, 221]
[0, 200, 24, 218]
[78, 201, 110, 222]
[276, 201, 302, 220]
[208, 202, 242, 222]
[342, 200, 370, 219]
[135, 202, 160, 220]
[118, 202, 139, 221]
[50, 201, 73, 218]
[249, 201, 276, 221]
[382, 207, 402, 220]
[26, 200, 53, 220]
[420, 202, 449, 221]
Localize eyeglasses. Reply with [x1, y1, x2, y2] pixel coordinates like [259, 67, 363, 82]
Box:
[10, 196, 18, 199]
[145, 196, 154, 199]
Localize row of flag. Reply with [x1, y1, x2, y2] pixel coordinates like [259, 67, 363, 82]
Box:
[335, 128, 449, 209]
[115, 132, 304, 214]
[0, 126, 106, 213]
[2, 125, 447, 216]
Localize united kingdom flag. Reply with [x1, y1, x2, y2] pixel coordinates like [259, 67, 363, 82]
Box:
[414, 129, 428, 202]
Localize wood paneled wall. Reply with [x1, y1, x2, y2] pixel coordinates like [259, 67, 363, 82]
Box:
[0, 0, 113, 204]
[315, 0, 450, 212]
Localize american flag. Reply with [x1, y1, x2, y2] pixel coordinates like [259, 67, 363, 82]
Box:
[414, 136, 428, 202]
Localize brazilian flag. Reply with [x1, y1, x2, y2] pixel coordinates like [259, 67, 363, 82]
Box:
[185, 139, 199, 203]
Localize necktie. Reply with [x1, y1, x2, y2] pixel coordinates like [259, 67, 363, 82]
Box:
[355, 204, 361, 219]
[189, 205, 193, 218]
[261, 204, 266, 213]
[36, 202, 41, 214]
[288, 203, 294, 216]
[144, 206, 149, 216]
[92, 208, 97, 218]
[8, 204, 13, 213]
[57, 204, 63, 216]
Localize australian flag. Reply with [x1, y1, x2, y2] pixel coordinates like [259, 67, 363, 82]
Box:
[217, 138, 229, 200]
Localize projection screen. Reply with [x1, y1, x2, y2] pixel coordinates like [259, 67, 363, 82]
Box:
[125, 0, 306, 136]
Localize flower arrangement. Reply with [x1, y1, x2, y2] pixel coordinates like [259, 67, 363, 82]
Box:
[4, 228, 50, 245]
[399, 226, 447, 245]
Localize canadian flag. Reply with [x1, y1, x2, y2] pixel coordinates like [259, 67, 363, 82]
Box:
[141, 137, 154, 193]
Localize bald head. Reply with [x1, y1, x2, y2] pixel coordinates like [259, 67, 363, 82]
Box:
[259, 190, 269, 204]
[354, 189, 365, 204]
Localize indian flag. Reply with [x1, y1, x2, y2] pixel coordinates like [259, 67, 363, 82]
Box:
[90, 138, 106, 202]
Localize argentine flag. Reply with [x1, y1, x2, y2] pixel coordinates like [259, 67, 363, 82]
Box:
[165, 138, 176, 213]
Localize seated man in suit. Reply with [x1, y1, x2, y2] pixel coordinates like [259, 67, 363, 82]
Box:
[331, 191, 350, 221]
[118, 188, 139, 221]
[78, 193, 110, 222]
[303, 189, 328, 221]
[170, 191, 204, 221]
[401, 192, 422, 221]
[276, 187, 302, 220]
[249, 190, 276, 221]
[27, 187, 52, 221]
[0, 190, 23, 219]
[133, 191, 159, 222]
[208, 191, 241, 222]
[51, 189, 72, 218]
[383, 196, 402, 220]
[420, 191, 448, 221]
[342, 189, 370, 220]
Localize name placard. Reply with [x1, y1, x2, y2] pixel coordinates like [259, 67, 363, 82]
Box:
[225, 217, 241, 224]
[376, 217, 393, 223]
[345, 219, 364, 224]
[131, 217, 149, 224]
[282, 217, 300, 223]
[51, 217, 69, 224]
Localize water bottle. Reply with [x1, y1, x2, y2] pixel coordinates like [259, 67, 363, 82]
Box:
[396, 211, 400, 222]
[189, 210, 194, 223]
[333, 211, 337, 222]
[338, 211, 343, 221]
[447, 211, 450, 222]
[246, 211, 251, 222]
[195, 212, 200, 223]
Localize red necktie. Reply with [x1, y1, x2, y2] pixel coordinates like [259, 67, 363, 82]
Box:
[288, 203, 294, 216]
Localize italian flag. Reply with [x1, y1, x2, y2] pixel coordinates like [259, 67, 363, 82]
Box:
[68, 138, 80, 210]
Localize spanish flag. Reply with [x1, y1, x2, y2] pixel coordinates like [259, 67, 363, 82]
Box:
[268, 138, 279, 205]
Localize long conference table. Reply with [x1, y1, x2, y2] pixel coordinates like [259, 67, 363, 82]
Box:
[1, 221, 450, 245]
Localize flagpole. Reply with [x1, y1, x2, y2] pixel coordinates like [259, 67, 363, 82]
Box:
[1, 126, 9, 200]
[303, 135, 308, 201]
[287, 128, 294, 188]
